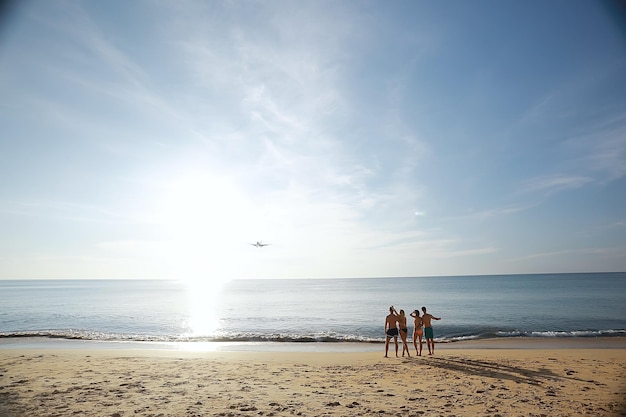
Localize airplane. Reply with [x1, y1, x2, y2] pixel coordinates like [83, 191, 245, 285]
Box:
[251, 241, 270, 248]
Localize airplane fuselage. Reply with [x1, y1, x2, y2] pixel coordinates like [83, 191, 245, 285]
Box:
[251, 241, 269, 247]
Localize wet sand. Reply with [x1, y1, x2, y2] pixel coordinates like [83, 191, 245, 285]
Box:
[1, 339, 625, 416]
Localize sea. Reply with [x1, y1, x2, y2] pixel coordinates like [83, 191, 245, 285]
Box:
[1, 273, 625, 350]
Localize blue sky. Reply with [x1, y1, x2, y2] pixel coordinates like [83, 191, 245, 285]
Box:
[1, 0, 625, 279]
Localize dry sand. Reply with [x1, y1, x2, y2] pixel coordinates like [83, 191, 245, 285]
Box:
[1, 342, 625, 417]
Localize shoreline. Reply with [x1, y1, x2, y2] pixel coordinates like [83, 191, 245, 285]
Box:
[1, 335, 625, 353]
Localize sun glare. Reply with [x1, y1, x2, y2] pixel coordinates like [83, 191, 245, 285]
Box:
[158, 173, 249, 242]
[154, 172, 255, 278]
[184, 278, 228, 337]
[152, 172, 248, 336]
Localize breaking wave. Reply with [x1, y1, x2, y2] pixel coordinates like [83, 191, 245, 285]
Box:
[2, 328, 625, 344]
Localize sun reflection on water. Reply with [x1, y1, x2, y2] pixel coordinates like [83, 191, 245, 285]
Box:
[182, 278, 229, 338]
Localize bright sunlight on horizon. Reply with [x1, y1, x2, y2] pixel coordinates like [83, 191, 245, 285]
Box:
[1, 1, 625, 280]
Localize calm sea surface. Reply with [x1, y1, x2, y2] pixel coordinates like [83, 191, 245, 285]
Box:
[1, 273, 625, 345]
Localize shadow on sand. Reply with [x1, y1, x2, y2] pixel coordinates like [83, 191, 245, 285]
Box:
[416, 355, 598, 386]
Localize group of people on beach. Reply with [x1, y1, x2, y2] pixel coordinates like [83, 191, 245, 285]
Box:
[385, 306, 440, 357]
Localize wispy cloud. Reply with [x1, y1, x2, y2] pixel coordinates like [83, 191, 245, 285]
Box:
[513, 246, 625, 261]
[0, 200, 152, 224]
[95, 240, 169, 254]
[22, 2, 214, 152]
[516, 174, 593, 196]
[578, 125, 626, 183]
[505, 61, 626, 198]
[447, 205, 532, 223]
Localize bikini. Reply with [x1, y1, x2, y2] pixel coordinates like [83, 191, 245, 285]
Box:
[415, 319, 423, 335]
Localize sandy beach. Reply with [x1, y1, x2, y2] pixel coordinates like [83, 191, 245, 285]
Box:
[1, 340, 625, 417]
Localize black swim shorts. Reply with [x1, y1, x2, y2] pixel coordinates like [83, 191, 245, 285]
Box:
[386, 328, 399, 337]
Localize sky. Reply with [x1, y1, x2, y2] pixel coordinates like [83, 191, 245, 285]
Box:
[0, 0, 625, 280]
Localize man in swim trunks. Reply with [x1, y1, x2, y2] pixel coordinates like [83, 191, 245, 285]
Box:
[421, 306, 441, 355]
[384, 306, 399, 357]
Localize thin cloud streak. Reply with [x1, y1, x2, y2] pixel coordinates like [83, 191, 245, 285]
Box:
[517, 175, 593, 196]
[446, 205, 533, 223]
[512, 246, 625, 261]
[0, 200, 152, 224]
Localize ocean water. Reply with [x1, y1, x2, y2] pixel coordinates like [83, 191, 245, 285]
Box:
[1, 273, 625, 345]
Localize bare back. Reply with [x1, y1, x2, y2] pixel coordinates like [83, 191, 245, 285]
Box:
[422, 313, 433, 327]
[385, 313, 398, 330]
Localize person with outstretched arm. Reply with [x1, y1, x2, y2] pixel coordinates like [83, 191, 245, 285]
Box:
[421, 306, 441, 355]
